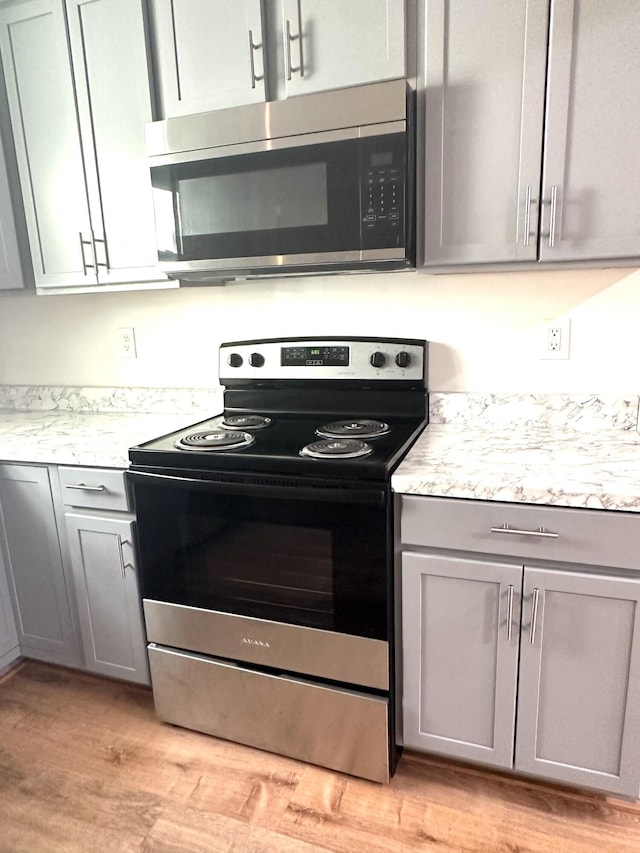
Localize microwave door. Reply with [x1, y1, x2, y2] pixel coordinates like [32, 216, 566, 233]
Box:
[149, 132, 409, 279]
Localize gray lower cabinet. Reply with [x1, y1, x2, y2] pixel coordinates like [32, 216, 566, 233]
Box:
[402, 553, 522, 770]
[421, 0, 640, 267]
[59, 465, 149, 685]
[0, 464, 81, 667]
[0, 544, 19, 670]
[64, 512, 149, 685]
[400, 496, 640, 798]
[0, 0, 163, 291]
[149, 0, 406, 117]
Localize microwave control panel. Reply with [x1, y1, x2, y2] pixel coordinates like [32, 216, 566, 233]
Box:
[360, 136, 405, 248]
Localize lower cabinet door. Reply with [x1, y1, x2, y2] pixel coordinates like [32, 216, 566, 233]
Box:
[516, 568, 640, 798]
[65, 513, 149, 685]
[0, 464, 80, 667]
[0, 545, 19, 668]
[401, 552, 522, 769]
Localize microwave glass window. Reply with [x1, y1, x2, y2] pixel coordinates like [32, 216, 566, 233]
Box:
[179, 163, 328, 236]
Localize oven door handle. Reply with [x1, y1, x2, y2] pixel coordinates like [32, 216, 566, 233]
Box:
[126, 470, 386, 506]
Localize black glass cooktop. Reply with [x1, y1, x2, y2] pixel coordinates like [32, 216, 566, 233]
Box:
[129, 412, 427, 482]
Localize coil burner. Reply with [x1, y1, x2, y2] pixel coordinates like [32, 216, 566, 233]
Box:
[220, 414, 272, 430]
[300, 438, 373, 459]
[175, 430, 255, 451]
[316, 418, 390, 439]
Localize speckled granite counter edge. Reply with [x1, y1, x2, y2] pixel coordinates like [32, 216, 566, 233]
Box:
[429, 392, 640, 432]
[0, 385, 223, 415]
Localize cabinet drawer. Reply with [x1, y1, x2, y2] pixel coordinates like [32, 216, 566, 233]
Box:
[59, 467, 129, 511]
[401, 496, 640, 571]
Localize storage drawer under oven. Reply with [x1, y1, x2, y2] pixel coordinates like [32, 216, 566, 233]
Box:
[148, 643, 390, 783]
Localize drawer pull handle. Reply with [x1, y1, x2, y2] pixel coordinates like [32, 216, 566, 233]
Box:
[505, 584, 514, 642]
[490, 524, 558, 539]
[529, 588, 540, 644]
[65, 483, 106, 492]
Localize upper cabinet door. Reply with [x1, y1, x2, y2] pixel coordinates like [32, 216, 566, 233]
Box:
[540, 0, 640, 261]
[150, 0, 267, 117]
[0, 0, 96, 287]
[421, 0, 548, 266]
[516, 568, 640, 798]
[281, 0, 405, 99]
[66, 0, 161, 285]
[0, 129, 24, 291]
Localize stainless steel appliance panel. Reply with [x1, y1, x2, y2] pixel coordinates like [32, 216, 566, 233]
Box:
[146, 78, 408, 156]
[148, 644, 390, 783]
[144, 599, 389, 690]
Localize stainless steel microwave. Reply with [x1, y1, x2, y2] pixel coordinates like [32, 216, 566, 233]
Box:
[145, 79, 414, 282]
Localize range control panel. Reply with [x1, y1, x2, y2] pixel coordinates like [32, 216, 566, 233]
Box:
[219, 338, 426, 382]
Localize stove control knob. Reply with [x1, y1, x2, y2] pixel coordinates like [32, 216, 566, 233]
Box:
[249, 352, 265, 368]
[395, 351, 412, 369]
[227, 353, 243, 368]
[370, 351, 386, 369]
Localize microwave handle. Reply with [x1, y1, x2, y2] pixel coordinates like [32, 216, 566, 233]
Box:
[127, 469, 384, 507]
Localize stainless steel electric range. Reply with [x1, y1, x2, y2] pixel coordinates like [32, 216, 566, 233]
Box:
[128, 337, 428, 783]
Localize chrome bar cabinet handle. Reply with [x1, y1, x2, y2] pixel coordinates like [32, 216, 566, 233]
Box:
[79, 232, 95, 275]
[505, 585, 514, 642]
[92, 234, 109, 269]
[529, 588, 540, 644]
[248, 29, 264, 89]
[491, 524, 559, 539]
[65, 483, 106, 492]
[522, 185, 532, 247]
[284, 18, 304, 80]
[548, 184, 558, 248]
[117, 534, 126, 579]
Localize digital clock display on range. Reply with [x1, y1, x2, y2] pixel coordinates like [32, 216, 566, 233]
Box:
[281, 345, 350, 367]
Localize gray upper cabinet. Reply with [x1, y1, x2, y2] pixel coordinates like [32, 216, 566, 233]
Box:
[0, 128, 24, 291]
[149, 0, 267, 117]
[421, 0, 548, 265]
[280, 0, 405, 99]
[149, 0, 406, 118]
[0, 464, 81, 668]
[0, 0, 163, 290]
[538, 0, 640, 261]
[402, 552, 521, 769]
[421, 0, 640, 267]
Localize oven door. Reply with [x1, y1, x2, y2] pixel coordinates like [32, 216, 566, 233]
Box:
[148, 130, 408, 278]
[129, 470, 391, 683]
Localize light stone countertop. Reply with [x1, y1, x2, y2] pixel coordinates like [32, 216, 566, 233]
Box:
[392, 393, 640, 513]
[0, 385, 222, 469]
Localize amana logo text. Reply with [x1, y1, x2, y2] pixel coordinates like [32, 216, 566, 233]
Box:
[242, 637, 271, 648]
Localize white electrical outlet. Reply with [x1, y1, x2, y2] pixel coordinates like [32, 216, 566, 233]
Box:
[117, 327, 137, 359]
[540, 318, 570, 360]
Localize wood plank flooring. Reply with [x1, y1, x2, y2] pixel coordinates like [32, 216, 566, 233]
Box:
[2, 662, 640, 852]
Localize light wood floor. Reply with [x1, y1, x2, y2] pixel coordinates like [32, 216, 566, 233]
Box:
[2, 662, 640, 852]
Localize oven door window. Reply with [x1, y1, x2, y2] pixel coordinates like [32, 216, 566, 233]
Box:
[133, 479, 389, 641]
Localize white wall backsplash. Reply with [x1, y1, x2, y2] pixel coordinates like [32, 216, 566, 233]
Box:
[0, 265, 638, 392]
